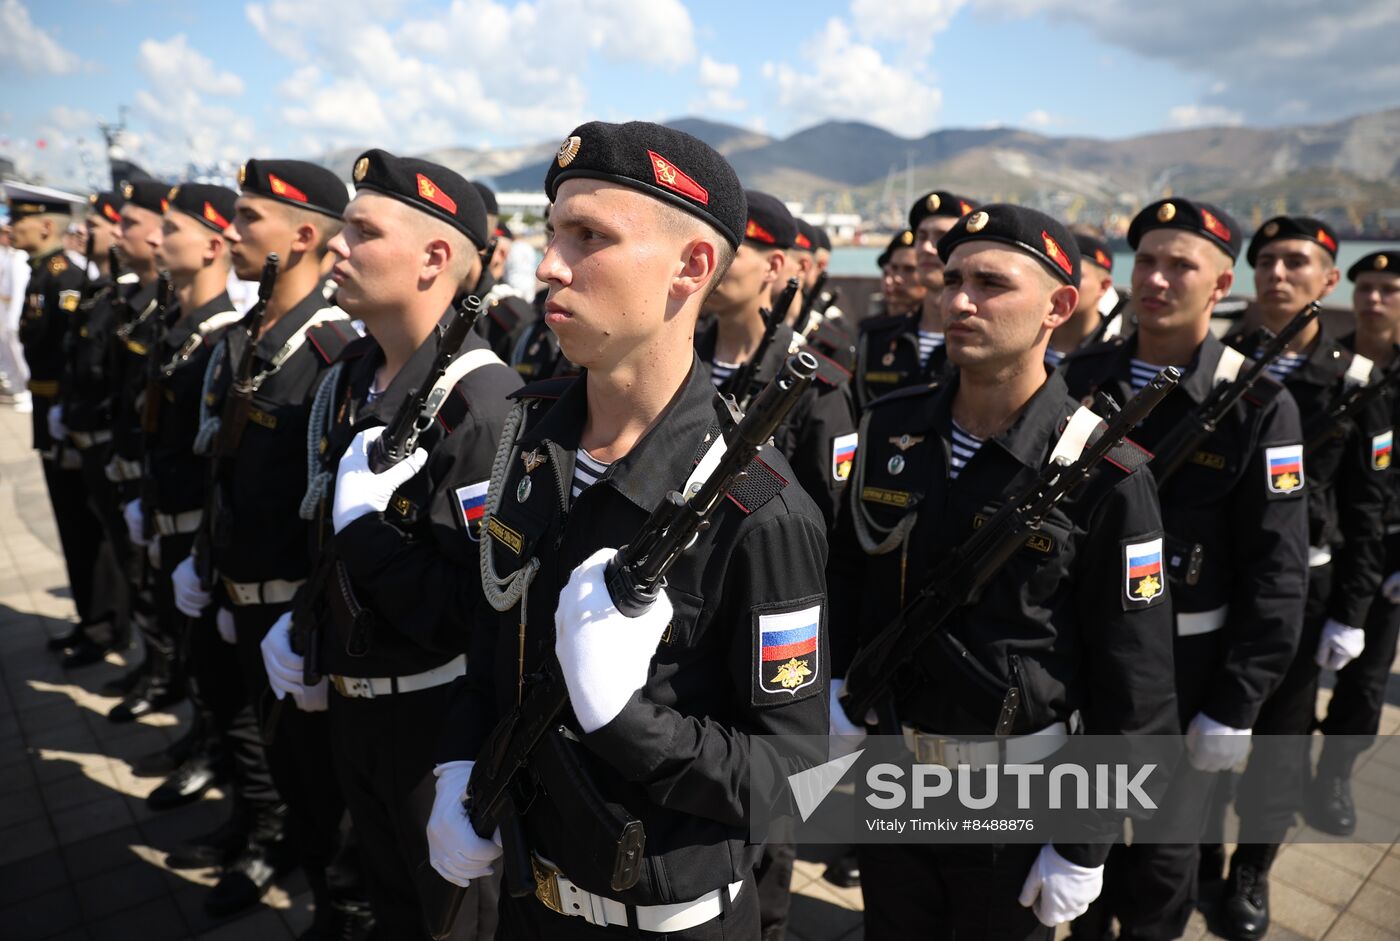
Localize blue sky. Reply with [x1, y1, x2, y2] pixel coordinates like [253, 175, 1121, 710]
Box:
[3, 0, 1398, 189]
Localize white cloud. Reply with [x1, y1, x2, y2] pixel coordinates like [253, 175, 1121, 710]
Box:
[765, 18, 944, 135]
[692, 55, 745, 113]
[1022, 109, 1056, 128]
[137, 35, 245, 96]
[0, 0, 82, 75]
[850, 0, 966, 59]
[130, 35, 252, 170]
[1166, 104, 1245, 129]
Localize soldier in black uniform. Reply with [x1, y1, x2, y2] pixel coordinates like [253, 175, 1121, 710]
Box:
[868, 229, 921, 321]
[506, 308, 577, 381]
[791, 217, 855, 370]
[1310, 249, 1400, 836]
[855, 191, 978, 408]
[829, 204, 1179, 940]
[697, 189, 857, 528]
[1213, 216, 1389, 940]
[1046, 234, 1116, 367]
[52, 191, 131, 659]
[266, 150, 521, 939]
[179, 159, 364, 925]
[467, 181, 537, 362]
[430, 120, 830, 939]
[6, 184, 107, 653]
[1061, 199, 1309, 941]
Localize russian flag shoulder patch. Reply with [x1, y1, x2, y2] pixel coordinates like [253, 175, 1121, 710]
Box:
[1123, 536, 1165, 609]
[1264, 443, 1305, 495]
[753, 601, 823, 704]
[454, 480, 489, 541]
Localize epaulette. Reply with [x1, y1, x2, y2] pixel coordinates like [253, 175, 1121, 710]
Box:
[1101, 436, 1154, 476]
[809, 348, 852, 388]
[865, 380, 940, 411]
[334, 333, 378, 364]
[306, 318, 360, 365]
[857, 311, 912, 334]
[1243, 373, 1285, 409]
[726, 454, 789, 514]
[508, 374, 577, 402]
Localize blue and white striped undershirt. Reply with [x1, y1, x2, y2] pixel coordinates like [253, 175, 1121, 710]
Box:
[571, 449, 610, 500]
[1129, 358, 1167, 392]
[1265, 351, 1307, 383]
[917, 330, 944, 366]
[948, 422, 985, 480]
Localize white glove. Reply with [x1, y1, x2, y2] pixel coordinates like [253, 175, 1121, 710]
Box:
[332, 425, 428, 534]
[1383, 572, 1400, 605]
[47, 405, 67, 442]
[829, 678, 873, 759]
[215, 607, 237, 645]
[292, 676, 329, 712]
[1018, 844, 1104, 927]
[554, 547, 672, 734]
[1315, 618, 1365, 671]
[172, 554, 212, 618]
[427, 760, 503, 888]
[1185, 711, 1252, 772]
[261, 612, 305, 702]
[123, 499, 148, 547]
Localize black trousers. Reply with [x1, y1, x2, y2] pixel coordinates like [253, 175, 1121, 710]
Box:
[1233, 562, 1331, 845]
[1319, 534, 1400, 775]
[75, 443, 130, 644]
[39, 446, 104, 625]
[858, 842, 1050, 941]
[754, 818, 795, 941]
[159, 531, 275, 806]
[498, 876, 758, 940]
[328, 680, 499, 940]
[232, 603, 346, 881]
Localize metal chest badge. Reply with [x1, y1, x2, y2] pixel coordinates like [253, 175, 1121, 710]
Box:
[518, 448, 544, 502]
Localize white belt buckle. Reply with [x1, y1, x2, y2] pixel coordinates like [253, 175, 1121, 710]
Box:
[332, 675, 374, 699]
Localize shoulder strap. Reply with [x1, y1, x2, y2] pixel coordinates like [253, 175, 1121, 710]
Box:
[418, 348, 504, 429]
[251, 307, 351, 390]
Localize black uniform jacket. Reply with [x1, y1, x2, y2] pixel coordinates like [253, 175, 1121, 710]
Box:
[312, 320, 522, 678]
[1062, 333, 1309, 729]
[696, 320, 858, 529]
[18, 248, 86, 449]
[60, 273, 121, 436]
[507, 315, 577, 381]
[205, 287, 358, 585]
[1224, 320, 1389, 628]
[854, 309, 952, 410]
[443, 356, 830, 905]
[108, 280, 161, 475]
[147, 294, 241, 516]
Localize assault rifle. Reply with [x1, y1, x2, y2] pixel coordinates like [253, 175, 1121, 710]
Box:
[1150, 301, 1321, 484]
[792, 270, 828, 339]
[1303, 345, 1400, 451]
[728, 277, 801, 410]
[369, 293, 487, 472]
[838, 368, 1181, 728]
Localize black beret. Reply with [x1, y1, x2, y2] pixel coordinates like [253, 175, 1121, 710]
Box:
[1128, 198, 1241, 260]
[908, 190, 979, 231]
[1247, 215, 1340, 266]
[472, 181, 499, 216]
[120, 180, 169, 215]
[793, 217, 818, 252]
[744, 190, 796, 249]
[239, 158, 347, 220]
[877, 229, 916, 269]
[812, 225, 831, 252]
[494, 222, 514, 240]
[352, 149, 488, 249]
[166, 183, 238, 234]
[1075, 233, 1114, 273]
[937, 203, 1081, 287]
[544, 120, 746, 248]
[87, 191, 124, 225]
[1348, 251, 1400, 282]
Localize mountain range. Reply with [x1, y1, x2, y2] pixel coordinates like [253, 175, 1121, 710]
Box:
[316, 109, 1400, 234]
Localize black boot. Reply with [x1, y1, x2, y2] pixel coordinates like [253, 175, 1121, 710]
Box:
[147, 750, 223, 811]
[822, 849, 861, 888]
[100, 663, 147, 697]
[297, 897, 375, 940]
[1219, 844, 1277, 941]
[166, 801, 251, 870]
[61, 635, 114, 668]
[1198, 842, 1226, 886]
[47, 623, 84, 651]
[108, 639, 184, 722]
[205, 803, 293, 918]
[1307, 772, 1357, 836]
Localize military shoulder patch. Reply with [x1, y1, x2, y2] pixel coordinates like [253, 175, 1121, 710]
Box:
[752, 599, 823, 705]
[1372, 429, 1392, 471]
[454, 480, 489, 540]
[1123, 536, 1166, 609]
[59, 290, 80, 312]
[831, 432, 858, 482]
[1264, 444, 1305, 496]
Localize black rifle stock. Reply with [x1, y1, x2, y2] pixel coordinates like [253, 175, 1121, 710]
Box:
[137, 272, 173, 546]
[1149, 302, 1321, 484]
[369, 293, 487, 472]
[728, 277, 801, 410]
[418, 354, 820, 936]
[838, 367, 1181, 727]
[212, 254, 280, 458]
